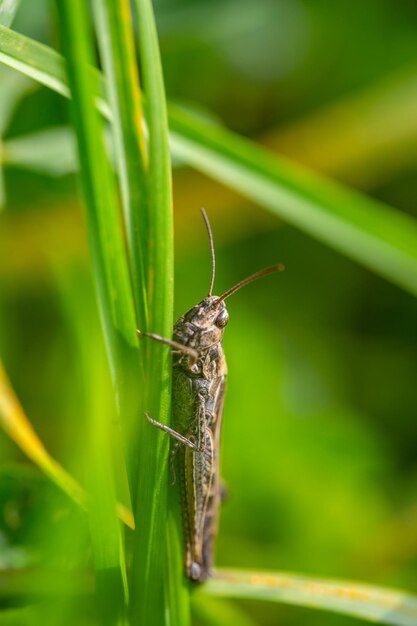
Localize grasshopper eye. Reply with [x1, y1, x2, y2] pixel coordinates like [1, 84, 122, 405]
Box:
[216, 309, 229, 328]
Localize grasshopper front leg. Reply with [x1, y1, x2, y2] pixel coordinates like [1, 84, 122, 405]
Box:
[137, 330, 198, 360]
[145, 412, 197, 450]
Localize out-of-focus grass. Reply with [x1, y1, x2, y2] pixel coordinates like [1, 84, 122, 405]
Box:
[92, 0, 148, 329]
[55, 0, 179, 623]
[55, 0, 137, 621]
[2, 25, 417, 299]
[265, 66, 417, 190]
[205, 569, 417, 626]
[1, 1, 417, 625]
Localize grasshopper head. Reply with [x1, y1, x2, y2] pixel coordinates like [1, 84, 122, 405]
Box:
[185, 296, 229, 329]
[175, 296, 229, 351]
[173, 209, 282, 354]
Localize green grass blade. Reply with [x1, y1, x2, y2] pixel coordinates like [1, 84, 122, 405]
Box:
[1, 24, 417, 298]
[133, 0, 174, 340]
[0, 23, 70, 98]
[53, 2, 140, 431]
[0, 0, 21, 27]
[168, 105, 417, 297]
[84, 350, 129, 624]
[55, 0, 139, 621]
[204, 569, 417, 626]
[92, 0, 149, 330]
[0, 24, 110, 115]
[129, 1, 184, 624]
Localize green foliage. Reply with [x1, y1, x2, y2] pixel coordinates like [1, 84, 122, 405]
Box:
[2, 24, 417, 297]
[205, 569, 417, 626]
[0, 2, 417, 626]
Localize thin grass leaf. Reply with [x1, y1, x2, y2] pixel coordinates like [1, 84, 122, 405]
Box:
[92, 0, 149, 332]
[165, 484, 192, 626]
[84, 347, 129, 623]
[128, 0, 183, 624]
[204, 569, 417, 626]
[1, 125, 185, 178]
[53, 1, 141, 451]
[168, 105, 417, 297]
[55, 1, 139, 620]
[54, 265, 136, 623]
[54, 3, 138, 356]
[1, 25, 417, 298]
[0, 0, 20, 28]
[0, 24, 70, 98]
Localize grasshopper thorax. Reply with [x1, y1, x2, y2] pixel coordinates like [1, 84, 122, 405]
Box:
[173, 297, 229, 353]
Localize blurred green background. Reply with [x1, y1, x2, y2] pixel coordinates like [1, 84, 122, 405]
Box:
[1, 0, 417, 624]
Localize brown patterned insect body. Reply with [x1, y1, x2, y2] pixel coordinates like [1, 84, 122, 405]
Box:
[142, 209, 283, 582]
[172, 296, 228, 580]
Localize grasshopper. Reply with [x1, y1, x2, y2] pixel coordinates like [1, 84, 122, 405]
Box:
[140, 210, 283, 582]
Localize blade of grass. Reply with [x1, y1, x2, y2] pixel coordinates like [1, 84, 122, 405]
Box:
[53, 1, 140, 465]
[84, 338, 129, 624]
[1, 25, 417, 298]
[92, 0, 149, 333]
[0, 357, 134, 528]
[168, 104, 417, 297]
[55, 0, 140, 620]
[1, 124, 184, 178]
[204, 569, 417, 626]
[128, 1, 186, 624]
[54, 264, 136, 623]
[3, 565, 417, 626]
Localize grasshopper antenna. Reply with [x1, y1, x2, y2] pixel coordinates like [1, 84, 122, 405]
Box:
[201, 208, 216, 297]
[216, 264, 285, 304]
